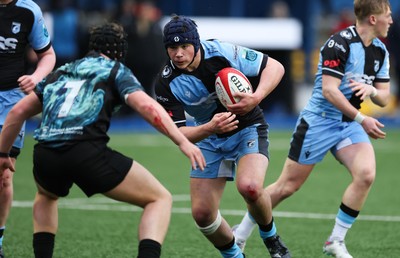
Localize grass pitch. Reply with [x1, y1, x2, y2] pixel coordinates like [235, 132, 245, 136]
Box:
[5, 129, 400, 257]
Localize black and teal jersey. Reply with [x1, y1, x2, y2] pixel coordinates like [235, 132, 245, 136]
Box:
[33, 52, 144, 145]
[0, 0, 51, 90]
[155, 39, 268, 138]
[305, 25, 390, 121]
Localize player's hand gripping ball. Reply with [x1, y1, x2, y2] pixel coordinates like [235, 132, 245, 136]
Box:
[215, 67, 253, 108]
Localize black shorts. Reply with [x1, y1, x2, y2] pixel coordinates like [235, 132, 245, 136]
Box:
[33, 141, 133, 197]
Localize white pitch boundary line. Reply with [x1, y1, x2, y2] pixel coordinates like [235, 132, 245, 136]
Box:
[12, 196, 400, 222]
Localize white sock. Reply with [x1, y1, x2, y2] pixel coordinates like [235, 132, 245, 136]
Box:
[234, 211, 257, 241]
[328, 218, 352, 242]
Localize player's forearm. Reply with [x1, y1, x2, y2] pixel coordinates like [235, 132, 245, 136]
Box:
[33, 47, 56, 81]
[370, 86, 391, 107]
[0, 116, 24, 154]
[146, 104, 191, 146]
[128, 91, 193, 146]
[254, 58, 285, 101]
[324, 86, 360, 120]
[178, 124, 213, 143]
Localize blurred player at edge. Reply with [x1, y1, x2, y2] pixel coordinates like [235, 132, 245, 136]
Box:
[232, 1, 393, 257]
[0, 0, 56, 257]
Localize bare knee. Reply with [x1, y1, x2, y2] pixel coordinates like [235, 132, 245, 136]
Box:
[237, 181, 264, 203]
[160, 190, 173, 208]
[194, 210, 222, 235]
[191, 204, 215, 227]
[0, 172, 13, 189]
[144, 187, 172, 211]
[354, 168, 375, 188]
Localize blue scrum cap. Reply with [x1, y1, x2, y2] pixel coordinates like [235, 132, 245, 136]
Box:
[163, 15, 200, 53]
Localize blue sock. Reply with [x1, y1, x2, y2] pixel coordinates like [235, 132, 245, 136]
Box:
[219, 245, 244, 258]
[259, 221, 277, 239]
[337, 207, 357, 225]
[217, 239, 244, 258]
[0, 226, 5, 247]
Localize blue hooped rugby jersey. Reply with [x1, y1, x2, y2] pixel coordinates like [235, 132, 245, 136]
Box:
[155, 39, 268, 137]
[0, 0, 52, 90]
[304, 25, 390, 121]
[33, 52, 144, 145]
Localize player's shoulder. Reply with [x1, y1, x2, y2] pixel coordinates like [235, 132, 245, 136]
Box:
[202, 39, 235, 57]
[15, 0, 42, 13]
[322, 26, 357, 53]
[371, 37, 388, 51]
[326, 26, 359, 46]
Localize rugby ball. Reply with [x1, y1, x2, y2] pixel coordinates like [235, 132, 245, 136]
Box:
[215, 67, 253, 108]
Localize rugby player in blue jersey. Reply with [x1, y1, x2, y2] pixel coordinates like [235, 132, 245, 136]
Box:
[0, 22, 206, 258]
[155, 15, 291, 258]
[0, 0, 56, 257]
[232, 0, 393, 257]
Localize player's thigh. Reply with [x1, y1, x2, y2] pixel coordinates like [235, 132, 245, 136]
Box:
[190, 177, 226, 212]
[277, 158, 314, 187]
[236, 153, 268, 187]
[336, 142, 376, 178]
[104, 161, 171, 207]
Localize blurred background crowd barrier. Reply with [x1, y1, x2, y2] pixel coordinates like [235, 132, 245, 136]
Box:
[29, 0, 400, 121]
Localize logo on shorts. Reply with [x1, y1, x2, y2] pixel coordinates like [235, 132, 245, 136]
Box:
[305, 151, 311, 159]
[247, 140, 255, 148]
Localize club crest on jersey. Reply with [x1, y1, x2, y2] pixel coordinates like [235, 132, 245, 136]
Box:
[12, 22, 21, 34]
[374, 60, 380, 72]
[242, 49, 257, 61]
[43, 25, 49, 38]
[162, 65, 172, 78]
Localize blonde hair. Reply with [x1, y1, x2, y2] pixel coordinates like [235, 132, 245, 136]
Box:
[354, 0, 391, 21]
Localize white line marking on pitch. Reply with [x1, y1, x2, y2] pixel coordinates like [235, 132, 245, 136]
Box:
[12, 196, 400, 222]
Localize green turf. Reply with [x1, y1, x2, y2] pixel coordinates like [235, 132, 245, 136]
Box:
[4, 130, 400, 257]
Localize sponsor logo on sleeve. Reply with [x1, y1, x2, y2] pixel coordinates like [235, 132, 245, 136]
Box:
[241, 49, 257, 61]
[340, 30, 352, 40]
[323, 59, 341, 68]
[156, 95, 169, 102]
[327, 40, 346, 53]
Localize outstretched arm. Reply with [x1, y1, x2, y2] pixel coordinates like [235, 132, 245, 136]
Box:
[0, 93, 42, 175]
[126, 91, 206, 170]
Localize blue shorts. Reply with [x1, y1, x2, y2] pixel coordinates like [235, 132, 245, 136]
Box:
[190, 123, 269, 180]
[288, 110, 370, 165]
[0, 88, 26, 149]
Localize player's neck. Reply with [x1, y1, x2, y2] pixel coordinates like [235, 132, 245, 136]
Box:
[355, 24, 374, 47]
[0, 0, 13, 5]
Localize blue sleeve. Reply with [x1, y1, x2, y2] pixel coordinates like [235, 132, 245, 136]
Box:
[19, 0, 51, 51]
[211, 41, 264, 77]
[376, 44, 390, 82]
